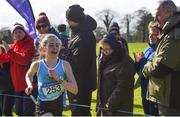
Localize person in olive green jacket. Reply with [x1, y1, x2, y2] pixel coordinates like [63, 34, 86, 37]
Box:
[142, 0, 180, 115]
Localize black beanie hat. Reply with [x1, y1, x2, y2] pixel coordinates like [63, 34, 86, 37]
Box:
[66, 4, 85, 23]
[109, 22, 120, 33]
[103, 33, 122, 51]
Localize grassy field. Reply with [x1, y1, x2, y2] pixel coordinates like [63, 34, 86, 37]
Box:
[63, 42, 148, 116]
[129, 43, 148, 115]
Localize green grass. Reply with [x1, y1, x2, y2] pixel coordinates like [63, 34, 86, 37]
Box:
[129, 42, 148, 115]
[63, 42, 148, 116]
[128, 42, 148, 57]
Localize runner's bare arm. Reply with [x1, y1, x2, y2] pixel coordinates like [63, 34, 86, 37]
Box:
[62, 61, 78, 95]
[25, 61, 39, 95]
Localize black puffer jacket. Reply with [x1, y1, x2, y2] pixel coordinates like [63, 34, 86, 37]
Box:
[66, 15, 97, 92]
[97, 52, 135, 116]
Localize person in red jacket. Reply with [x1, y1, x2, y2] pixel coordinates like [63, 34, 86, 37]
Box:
[0, 23, 37, 116]
[0, 46, 14, 116]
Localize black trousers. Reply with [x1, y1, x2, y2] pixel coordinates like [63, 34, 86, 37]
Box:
[0, 90, 14, 116]
[142, 98, 159, 116]
[14, 88, 37, 116]
[68, 88, 92, 116]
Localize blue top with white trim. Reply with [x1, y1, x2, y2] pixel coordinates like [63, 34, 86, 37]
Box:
[36, 59, 66, 101]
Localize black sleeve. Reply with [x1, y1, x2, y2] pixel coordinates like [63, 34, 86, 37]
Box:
[68, 33, 96, 76]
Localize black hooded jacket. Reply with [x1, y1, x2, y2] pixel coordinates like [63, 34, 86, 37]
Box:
[97, 50, 135, 116]
[66, 15, 97, 91]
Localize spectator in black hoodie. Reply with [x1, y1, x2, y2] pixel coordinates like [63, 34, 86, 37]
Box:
[0, 46, 14, 116]
[65, 4, 97, 116]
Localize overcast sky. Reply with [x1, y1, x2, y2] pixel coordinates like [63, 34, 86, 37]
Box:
[0, 0, 180, 28]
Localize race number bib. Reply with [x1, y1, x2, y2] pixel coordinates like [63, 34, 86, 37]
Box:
[42, 83, 64, 99]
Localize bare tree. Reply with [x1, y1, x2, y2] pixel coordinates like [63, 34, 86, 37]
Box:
[94, 26, 106, 42]
[96, 9, 118, 32]
[133, 7, 153, 42]
[122, 14, 133, 42]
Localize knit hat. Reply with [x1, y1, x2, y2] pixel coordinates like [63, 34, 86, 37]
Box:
[57, 24, 66, 32]
[66, 4, 85, 23]
[109, 22, 120, 33]
[103, 33, 122, 51]
[35, 12, 50, 28]
[11, 23, 26, 33]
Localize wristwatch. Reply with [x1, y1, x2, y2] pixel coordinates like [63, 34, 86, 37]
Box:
[57, 79, 63, 84]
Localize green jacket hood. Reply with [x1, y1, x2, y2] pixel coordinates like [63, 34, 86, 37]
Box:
[162, 12, 180, 34]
